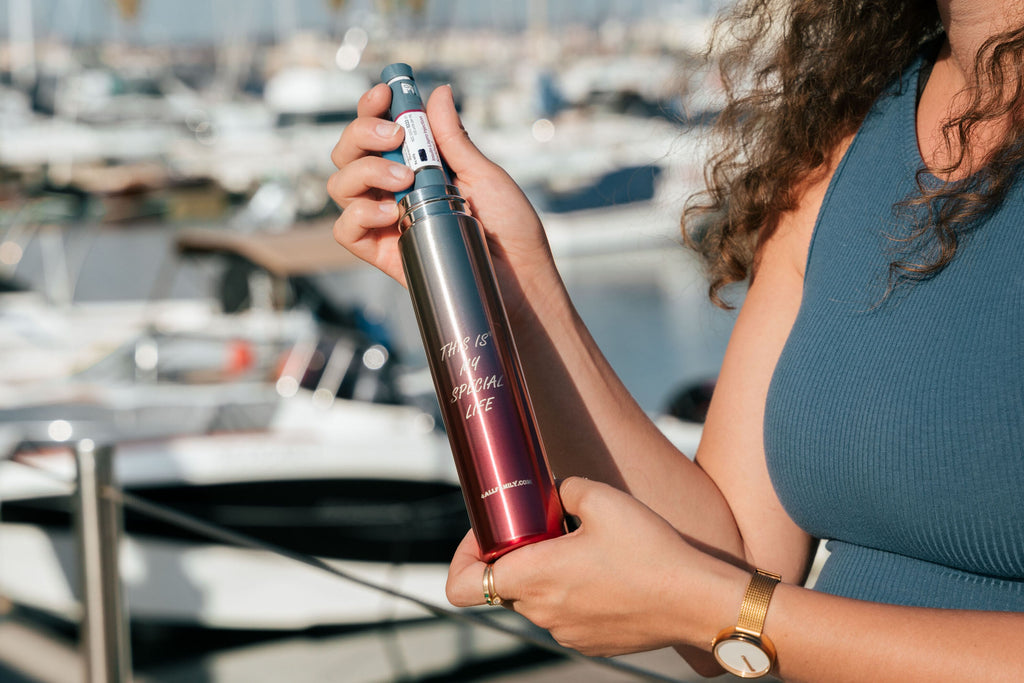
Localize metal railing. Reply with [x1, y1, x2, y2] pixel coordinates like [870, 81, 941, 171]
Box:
[74, 439, 131, 683]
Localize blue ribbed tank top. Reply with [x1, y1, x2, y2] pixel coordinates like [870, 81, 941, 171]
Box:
[764, 55, 1024, 610]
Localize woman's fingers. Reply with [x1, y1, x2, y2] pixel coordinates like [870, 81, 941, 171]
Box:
[325, 83, 415, 283]
[445, 531, 488, 607]
[330, 116, 404, 169]
[331, 200, 406, 284]
[329, 84, 403, 169]
[327, 155, 412, 210]
[555, 476, 594, 516]
[425, 84, 488, 177]
[333, 197, 400, 234]
[356, 82, 393, 118]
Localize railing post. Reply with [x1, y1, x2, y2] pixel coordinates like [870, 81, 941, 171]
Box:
[73, 439, 132, 682]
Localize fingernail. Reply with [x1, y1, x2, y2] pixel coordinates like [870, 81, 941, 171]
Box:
[377, 122, 401, 138]
[379, 202, 397, 215]
[389, 164, 410, 180]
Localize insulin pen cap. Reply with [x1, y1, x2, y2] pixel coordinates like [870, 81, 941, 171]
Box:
[381, 62, 414, 87]
[381, 63, 425, 124]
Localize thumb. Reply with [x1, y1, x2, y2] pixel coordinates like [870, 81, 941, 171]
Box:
[556, 476, 603, 521]
[425, 84, 492, 177]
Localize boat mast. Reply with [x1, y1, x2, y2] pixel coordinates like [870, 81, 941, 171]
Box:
[8, 0, 36, 91]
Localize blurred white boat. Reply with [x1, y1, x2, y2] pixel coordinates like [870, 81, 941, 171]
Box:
[0, 381, 704, 632]
[0, 382, 466, 630]
[0, 242, 469, 629]
[0, 305, 703, 632]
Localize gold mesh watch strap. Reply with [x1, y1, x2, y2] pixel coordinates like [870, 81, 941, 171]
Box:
[735, 569, 782, 637]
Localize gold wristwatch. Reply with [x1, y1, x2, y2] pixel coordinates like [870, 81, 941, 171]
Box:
[711, 569, 781, 678]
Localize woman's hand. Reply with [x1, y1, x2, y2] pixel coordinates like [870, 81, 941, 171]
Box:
[328, 82, 558, 316]
[446, 477, 746, 658]
[327, 83, 412, 284]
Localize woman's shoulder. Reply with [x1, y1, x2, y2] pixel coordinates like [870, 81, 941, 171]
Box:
[755, 133, 857, 284]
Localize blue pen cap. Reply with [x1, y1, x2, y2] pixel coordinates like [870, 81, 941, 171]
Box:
[381, 63, 425, 122]
[380, 62, 414, 86]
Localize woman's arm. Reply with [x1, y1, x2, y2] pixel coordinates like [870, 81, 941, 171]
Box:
[766, 583, 1024, 682]
[328, 84, 756, 564]
[512, 131, 854, 580]
[328, 80, 831, 574]
[329, 83, 836, 576]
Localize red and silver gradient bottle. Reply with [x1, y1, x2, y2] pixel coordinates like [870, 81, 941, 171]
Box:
[381, 63, 565, 561]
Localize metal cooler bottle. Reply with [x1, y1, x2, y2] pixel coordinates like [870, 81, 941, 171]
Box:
[381, 63, 565, 561]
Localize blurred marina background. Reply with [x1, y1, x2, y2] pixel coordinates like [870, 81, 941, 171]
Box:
[0, 1, 742, 680]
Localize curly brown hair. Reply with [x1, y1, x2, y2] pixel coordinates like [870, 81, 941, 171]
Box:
[683, 0, 1024, 308]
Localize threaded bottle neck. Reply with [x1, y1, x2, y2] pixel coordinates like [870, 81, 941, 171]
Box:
[397, 185, 469, 233]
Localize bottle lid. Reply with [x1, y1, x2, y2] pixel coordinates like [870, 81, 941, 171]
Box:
[380, 63, 414, 85]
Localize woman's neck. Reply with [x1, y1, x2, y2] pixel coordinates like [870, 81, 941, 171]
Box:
[937, 0, 1021, 84]
[918, 1, 1021, 175]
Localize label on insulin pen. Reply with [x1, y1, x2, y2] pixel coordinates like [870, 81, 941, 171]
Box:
[395, 109, 442, 172]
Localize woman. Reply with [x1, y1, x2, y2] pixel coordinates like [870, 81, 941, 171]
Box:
[328, 0, 1023, 679]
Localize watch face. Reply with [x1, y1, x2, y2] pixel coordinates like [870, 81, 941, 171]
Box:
[713, 637, 772, 678]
